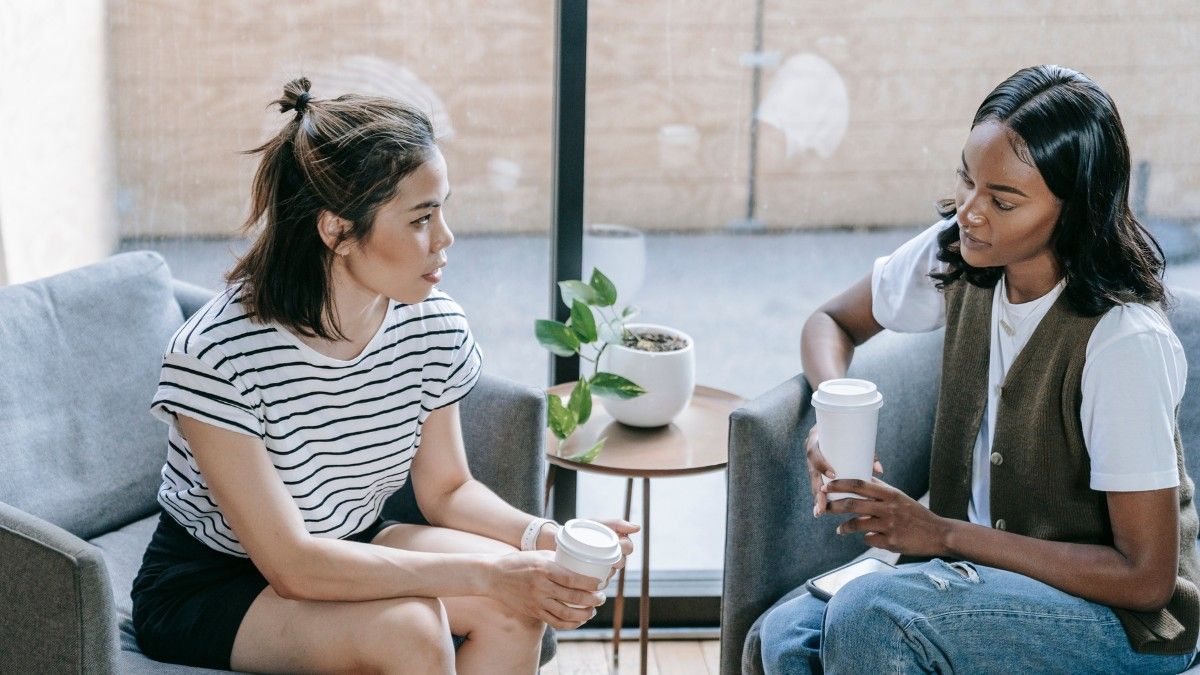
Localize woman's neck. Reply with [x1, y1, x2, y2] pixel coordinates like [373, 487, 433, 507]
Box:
[1004, 251, 1064, 304]
[297, 262, 388, 358]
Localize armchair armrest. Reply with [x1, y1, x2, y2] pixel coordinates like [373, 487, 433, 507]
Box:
[381, 373, 547, 525]
[720, 374, 865, 675]
[457, 373, 548, 517]
[0, 501, 118, 674]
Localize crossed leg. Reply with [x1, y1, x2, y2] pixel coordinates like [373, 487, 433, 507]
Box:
[228, 525, 544, 674]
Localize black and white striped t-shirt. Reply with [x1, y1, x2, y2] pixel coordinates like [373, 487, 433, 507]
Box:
[149, 286, 482, 557]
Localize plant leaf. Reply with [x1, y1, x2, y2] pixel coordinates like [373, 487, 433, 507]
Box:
[566, 437, 606, 464]
[559, 280, 599, 307]
[621, 305, 640, 320]
[546, 392, 576, 440]
[569, 300, 598, 343]
[568, 376, 593, 425]
[591, 372, 646, 399]
[589, 268, 618, 306]
[535, 319, 580, 357]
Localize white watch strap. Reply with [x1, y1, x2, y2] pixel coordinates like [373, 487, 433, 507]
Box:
[521, 518, 554, 551]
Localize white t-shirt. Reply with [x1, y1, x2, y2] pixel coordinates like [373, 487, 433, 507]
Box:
[871, 218, 1186, 527]
[150, 286, 483, 556]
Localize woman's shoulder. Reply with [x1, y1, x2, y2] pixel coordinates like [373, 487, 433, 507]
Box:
[393, 289, 469, 330]
[1089, 300, 1181, 358]
[166, 285, 260, 361]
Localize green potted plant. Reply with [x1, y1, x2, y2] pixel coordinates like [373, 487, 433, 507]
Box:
[534, 269, 645, 461]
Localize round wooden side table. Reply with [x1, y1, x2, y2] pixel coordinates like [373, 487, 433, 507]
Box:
[546, 383, 744, 675]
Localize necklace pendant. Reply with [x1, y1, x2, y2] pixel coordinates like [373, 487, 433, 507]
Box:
[1000, 318, 1016, 336]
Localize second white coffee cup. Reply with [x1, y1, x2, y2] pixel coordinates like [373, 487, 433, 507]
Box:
[554, 519, 623, 607]
[812, 378, 884, 500]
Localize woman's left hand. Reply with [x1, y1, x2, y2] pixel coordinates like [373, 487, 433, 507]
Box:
[593, 519, 639, 585]
[823, 478, 953, 558]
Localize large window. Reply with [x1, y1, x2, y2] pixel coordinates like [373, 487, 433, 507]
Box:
[78, 0, 1200, 630]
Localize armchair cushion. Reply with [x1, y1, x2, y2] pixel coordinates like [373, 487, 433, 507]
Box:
[0, 251, 183, 539]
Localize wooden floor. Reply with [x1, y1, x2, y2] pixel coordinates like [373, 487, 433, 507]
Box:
[540, 640, 719, 675]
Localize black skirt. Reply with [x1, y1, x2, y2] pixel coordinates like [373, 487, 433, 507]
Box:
[131, 511, 395, 670]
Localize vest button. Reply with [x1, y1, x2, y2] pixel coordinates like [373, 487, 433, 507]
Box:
[995, 519, 1007, 530]
[990, 452, 1003, 466]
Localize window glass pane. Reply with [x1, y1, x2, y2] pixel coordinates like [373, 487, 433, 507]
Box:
[110, 1, 555, 386]
[579, 0, 1200, 578]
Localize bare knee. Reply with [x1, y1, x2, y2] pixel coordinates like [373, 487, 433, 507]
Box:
[357, 597, 454, 674]
[466, 596, 545, 645]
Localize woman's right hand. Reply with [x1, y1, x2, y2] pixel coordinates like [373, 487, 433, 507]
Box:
[488, 550, 606, 630]
[806, 425, 883, 517]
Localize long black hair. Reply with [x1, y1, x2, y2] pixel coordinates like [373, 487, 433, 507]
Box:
[931, 65, 1167, 316]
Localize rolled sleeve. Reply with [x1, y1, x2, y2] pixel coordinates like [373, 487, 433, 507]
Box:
[870, 220, 952, 333]
[424, 316, 483, 411]
[151, 352, 263, 438]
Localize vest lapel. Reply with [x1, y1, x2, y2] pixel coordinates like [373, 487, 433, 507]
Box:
[928, 281, 992, 521]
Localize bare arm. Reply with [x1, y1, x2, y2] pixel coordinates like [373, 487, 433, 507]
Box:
[178, 414, 601, 608]
[800, 273, 884, 390]
[411, 402, 552, 549]
[828, 479, 1180, 612]
[179, 414, 495, 601]
[942, 489, 1179, 612]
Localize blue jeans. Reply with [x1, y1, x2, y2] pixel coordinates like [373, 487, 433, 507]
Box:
[760, 559, 1197, 675]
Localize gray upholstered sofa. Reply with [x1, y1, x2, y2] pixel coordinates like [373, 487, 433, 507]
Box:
[0, 251, 555, 673]
[721, 288, 1200, 675]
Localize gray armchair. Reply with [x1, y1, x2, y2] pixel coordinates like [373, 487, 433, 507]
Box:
[0, 251, 555, 673]
[721, 288, 1200, 675]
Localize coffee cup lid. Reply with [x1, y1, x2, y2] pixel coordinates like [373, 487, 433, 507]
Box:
[556, 519, 623, 564]
[812, 378, 883, 410]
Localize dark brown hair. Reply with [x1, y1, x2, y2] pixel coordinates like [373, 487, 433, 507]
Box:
[931, 65, 1167, 316]
[227, 77, 437, 339]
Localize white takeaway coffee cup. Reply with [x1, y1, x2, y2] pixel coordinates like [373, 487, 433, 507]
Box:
[554, 519, 623, 607]
[812, 378, 884, 500]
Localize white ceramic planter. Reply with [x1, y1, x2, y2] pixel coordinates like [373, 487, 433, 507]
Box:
[598, 323, 695, 428]
[584, 224, 645, 304]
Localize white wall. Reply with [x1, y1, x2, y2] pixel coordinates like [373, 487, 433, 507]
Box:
[0, 0, 115, 285]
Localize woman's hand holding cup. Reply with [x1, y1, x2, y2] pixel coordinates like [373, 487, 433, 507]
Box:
[489, 550, 606, 630]
[806, 426, 885, 517]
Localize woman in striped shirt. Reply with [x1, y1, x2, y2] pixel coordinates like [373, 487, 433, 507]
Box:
[131, 78, 637, 674]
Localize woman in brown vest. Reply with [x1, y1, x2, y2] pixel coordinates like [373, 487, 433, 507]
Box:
[761, 65, 1198, 673]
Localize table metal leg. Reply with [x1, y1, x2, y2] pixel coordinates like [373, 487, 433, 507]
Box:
[551, 466, 577, 522]
[544, 464, 556, 514]
[611, 478, 633, 672]
[640, 477, 650, 675]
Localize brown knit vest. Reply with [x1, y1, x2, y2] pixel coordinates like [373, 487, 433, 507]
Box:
[927, 280, 1200, 655]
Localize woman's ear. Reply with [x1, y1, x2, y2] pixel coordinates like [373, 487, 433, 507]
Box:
[317, 210, 351, 256]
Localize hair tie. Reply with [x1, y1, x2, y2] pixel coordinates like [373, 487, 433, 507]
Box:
[295, 92, 311, 114]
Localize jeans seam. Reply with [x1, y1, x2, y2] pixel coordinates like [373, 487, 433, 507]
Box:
[904, 608, 1123, 627]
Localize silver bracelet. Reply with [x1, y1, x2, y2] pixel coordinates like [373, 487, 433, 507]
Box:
[521, 517, 554, 551]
